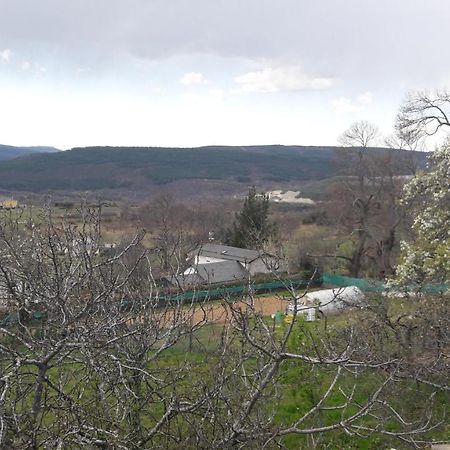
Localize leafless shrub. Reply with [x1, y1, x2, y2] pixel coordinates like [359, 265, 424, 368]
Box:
[0, 205, 447, 449]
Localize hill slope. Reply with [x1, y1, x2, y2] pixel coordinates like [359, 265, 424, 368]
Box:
[0, 145, 60, 161]
[0, 145, 427, 194]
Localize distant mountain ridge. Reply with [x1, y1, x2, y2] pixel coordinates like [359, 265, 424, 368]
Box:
[0, 144, 60, 161]
[0, 145, 428, 195]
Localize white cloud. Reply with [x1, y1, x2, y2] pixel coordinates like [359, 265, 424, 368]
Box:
[179, 72, 207, 86]
[1, 48, 12, 63]
[332, 91, 373, 114]
[21, 61, 31, 70]
[233, 65, 334, 94]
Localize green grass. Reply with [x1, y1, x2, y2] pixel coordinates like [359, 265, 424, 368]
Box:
[1, 299, 448, 448]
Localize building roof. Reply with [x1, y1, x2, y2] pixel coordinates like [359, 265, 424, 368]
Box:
[196, 260, 249, 284]
[169, 260, 249, 288]
[193, 243, 261, 263]
[169, 272, 203, 288]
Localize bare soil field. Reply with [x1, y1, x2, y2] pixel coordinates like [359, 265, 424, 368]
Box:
[188, 294, 290, 325]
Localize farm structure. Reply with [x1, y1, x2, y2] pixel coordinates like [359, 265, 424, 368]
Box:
[0, 199, 18, 209]
[169, 243, 287, 288]
[286, 286, 365, 320]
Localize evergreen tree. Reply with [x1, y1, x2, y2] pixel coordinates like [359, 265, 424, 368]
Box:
[226, 186, 276, 249]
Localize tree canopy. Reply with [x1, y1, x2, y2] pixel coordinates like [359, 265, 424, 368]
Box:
[226, 186, 276, 249]
[396, 142, 450, 286]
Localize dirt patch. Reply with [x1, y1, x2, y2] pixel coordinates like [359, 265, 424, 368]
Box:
[187, 295, 290, 325]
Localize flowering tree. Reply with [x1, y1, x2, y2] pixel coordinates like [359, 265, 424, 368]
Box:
[395, 90, 450, 286]
[396, 142, 450, 286]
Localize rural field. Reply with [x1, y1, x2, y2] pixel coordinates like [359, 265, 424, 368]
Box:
[0, 142, 449, 448]
[1, 141, 449, 448]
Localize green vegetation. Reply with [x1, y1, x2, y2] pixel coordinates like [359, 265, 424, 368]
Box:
[0, 144, 59, 161]
[226, 186, 277, 249]
[0, 145, 427, 192]
[3, 301, 447, 449]
[0, 194, 448, 448]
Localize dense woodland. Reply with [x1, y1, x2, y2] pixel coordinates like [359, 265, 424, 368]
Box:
[0, 144, 427, 195]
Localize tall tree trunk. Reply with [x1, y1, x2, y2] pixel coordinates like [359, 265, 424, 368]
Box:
[350, 231, 366, 277]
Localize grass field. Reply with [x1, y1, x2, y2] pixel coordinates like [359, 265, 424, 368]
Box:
[1, 293, 448, 448]
[163, 301, 449, 449]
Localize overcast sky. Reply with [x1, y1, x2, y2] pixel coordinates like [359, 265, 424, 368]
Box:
[1, 0, 449, 149]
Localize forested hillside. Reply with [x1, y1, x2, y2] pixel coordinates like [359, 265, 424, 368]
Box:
[0, 145, 427, 193]
[0, 144, 60, 161]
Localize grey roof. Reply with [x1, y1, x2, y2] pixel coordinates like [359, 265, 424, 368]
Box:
[196, 261, 249, 284]
[168, 260, 249, 288]
[169, 272, 202, 288]
[193, 243, 261, 263]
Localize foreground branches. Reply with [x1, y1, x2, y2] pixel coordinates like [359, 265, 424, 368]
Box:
[0, 207, 448, 449]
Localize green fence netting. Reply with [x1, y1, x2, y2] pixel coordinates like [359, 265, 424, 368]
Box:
[322, 273, 384, 292]
[160, 276, 322, 303]
[0, 277, 322, 326]
[2, 273, 447, 327]
[322, 273, 448, 295]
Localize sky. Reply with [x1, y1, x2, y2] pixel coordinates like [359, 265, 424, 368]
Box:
[0, 0, 449, 150]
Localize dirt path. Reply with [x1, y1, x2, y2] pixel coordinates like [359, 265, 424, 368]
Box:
[188, 294, 290, 325]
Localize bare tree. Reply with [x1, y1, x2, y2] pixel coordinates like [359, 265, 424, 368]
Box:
[0, 205, 447, 449]
[397, 90, 450, 140]
[338, 120, 381, 148]
[329, 120, 411, 278]
[0, 205, 215, 448]
[384, 131, 424, 176]
[327, 171, 405, 278]
[384, 127, 424, 153]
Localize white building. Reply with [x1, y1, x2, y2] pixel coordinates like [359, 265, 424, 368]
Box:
[191, 243, 285, 276]
[169, 243, 287, 288]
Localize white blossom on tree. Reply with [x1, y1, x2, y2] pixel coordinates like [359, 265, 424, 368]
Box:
[396, 141, 450, 286]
